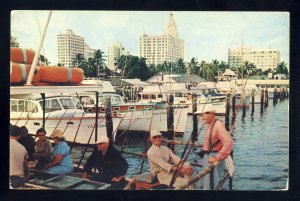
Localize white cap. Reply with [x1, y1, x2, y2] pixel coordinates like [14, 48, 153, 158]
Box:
[195, 104, 216, 114]
[97, 136, 109, 143]
[150, 129, 162, 138]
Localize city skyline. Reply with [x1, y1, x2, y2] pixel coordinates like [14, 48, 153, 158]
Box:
[11, 11, 289, 68]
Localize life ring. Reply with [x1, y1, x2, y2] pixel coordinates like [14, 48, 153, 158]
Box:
[10, 47, 35, 65]
[39, 66, 84, 83]
[10, 62, 41, 83]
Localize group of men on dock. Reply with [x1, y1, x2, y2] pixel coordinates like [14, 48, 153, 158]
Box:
[10, 104, 233, 190]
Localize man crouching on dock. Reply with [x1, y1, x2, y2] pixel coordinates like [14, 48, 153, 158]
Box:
[82, 136, 129, 190]
[147, 130, 194, 189]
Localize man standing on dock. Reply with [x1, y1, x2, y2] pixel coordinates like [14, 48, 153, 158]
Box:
[147, 130, 194, 189]
[82, 136, 129, 190]
[197, 104, 233, 190]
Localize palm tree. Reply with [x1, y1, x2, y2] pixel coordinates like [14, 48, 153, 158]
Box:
[175, 58, 186, 74]
[198, 60, 214, 81]
[72, 53, 86, 67]
[275, 62, 288, 75]
[189, 57, 199, 75]
[93, 50, 107, 78]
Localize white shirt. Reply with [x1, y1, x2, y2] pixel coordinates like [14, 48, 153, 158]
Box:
[10, 139, 28, 178]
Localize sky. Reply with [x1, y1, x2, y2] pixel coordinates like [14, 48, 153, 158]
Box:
[11, 11, 289, 67]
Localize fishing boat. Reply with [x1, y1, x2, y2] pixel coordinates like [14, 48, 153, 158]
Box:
[188, 86, 227, 115]
[10, 85, 122, 145]
[76, 91, 169, 133]
[137, 84, 189, 134]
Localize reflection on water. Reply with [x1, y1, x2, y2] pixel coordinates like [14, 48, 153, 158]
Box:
[71, 100, 289, 190]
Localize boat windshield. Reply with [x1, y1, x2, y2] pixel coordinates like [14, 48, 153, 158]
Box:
[10, 99, 38, 113]
[59, 98, 76, 109]
[40, 99, 62, 112]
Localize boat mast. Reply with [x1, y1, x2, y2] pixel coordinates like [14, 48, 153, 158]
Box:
[26, 10, 52, 85]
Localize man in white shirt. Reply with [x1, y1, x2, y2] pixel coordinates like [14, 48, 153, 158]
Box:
[10, 125, 28, 188]
[147, 130, 193, 189]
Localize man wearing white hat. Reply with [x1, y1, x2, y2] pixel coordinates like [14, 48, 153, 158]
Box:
[82, 135, 128, 189]
[197, 104, 233, 190]
[147, 129, 194, 189]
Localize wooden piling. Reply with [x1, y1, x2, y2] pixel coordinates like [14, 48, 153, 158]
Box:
[251, 90, 255, 115]
[229, 151, 233, 190]
[242, 93, 246, 117]
[210, 170, 214, 190]
[231, 94, 236, 124]
[104, 96, 113, 145]
[273, 87, 278, 105]
[167, 94, 174, 149]
[192, 93, 198, 142]
[225, 93, 230, 131]
[260, 89, 264, 113]
[264, 88, 268, 108]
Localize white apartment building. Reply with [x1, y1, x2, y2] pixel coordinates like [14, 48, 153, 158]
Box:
[57, 29, 84, 67]
[228, 46, 281, 71]
[84, 43, 95, 60]
[107, 42, 130, 71]
[139, 13, 184, 65]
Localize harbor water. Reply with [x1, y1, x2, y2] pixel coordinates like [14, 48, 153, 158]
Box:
[70, 99, 289, 190]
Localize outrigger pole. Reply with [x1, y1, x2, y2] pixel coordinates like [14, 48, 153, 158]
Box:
[26, 10, 52, 86]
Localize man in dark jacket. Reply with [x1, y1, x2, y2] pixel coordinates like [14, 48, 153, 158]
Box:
[18, 126, 36, 161]
[82, 136, 128, 189]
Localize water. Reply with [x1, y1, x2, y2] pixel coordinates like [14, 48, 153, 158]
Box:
[70, 99, 289, 190]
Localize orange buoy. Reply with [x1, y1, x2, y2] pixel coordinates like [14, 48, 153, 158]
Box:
[10, 47, 35, 65]
[39, 66, 84, 83]
[10, 62, 41, 83]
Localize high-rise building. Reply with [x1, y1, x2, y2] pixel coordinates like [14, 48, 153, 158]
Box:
[84, 43, 95, 60]
[57, 29, 84, 67]
[10, 36, 19, 47]
[139, 13, 184, 65]
[228, 45, 281, 71]
[107, 42, 130, 71]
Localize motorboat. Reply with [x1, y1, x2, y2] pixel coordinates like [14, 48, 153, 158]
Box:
[76, 91, 169, 134]
[10, 85, 122, 145]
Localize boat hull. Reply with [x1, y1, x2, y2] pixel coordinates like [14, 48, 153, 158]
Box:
[10, 111, 122, 144]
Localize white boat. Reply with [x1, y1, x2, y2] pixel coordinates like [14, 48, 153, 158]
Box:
[10, 85, 122, 144]
[76, 91, 169, 133]
[189, 86, 227, 115]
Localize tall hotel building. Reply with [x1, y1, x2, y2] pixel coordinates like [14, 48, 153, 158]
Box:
[84, 43, 95, 60]
[139, 13, 184, 65]
[228, 46, 281, 71]
[107, 42, 130, 71]
[57, 29, 84, 67]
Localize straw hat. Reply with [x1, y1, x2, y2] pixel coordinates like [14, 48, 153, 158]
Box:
[97, 136, 109, 144]
[150, 129, 162, 138]
[50, 129, 64, 138]
[195, 104, 216, 114]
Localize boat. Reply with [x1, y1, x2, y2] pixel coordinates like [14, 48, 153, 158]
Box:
[189, 86, 227, 115]
[10, 85, 122, 145]
[76, 91, 169, 134]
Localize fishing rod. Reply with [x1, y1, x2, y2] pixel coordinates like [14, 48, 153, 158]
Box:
[23, 104, 39, 126]
[174, 161, 220, 190]
[49, 106, 69, 136]
[139, 103, 156, 174]
[169, 105, 184, 150]
[169, 123, 205, 188]
[169, 98, 207, 187]
[14, 105, 26, 126]
[76, 123, 96, 169]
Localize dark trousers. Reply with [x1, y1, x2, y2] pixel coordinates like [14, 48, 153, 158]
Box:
[10, 176, 26, 188]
